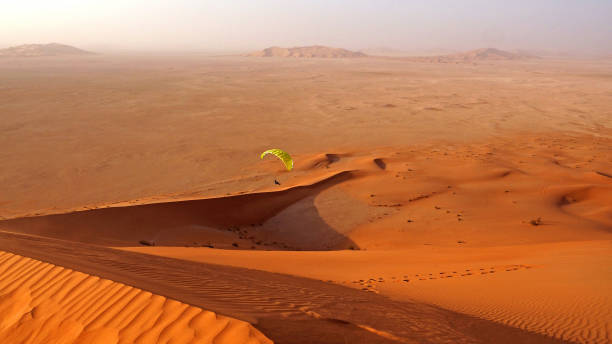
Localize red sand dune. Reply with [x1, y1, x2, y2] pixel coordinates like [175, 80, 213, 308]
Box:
[2, 134, 610, 343]
[0, 250, 271, 344]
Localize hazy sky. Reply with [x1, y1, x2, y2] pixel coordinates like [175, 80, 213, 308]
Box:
[1, 0, 611, 54]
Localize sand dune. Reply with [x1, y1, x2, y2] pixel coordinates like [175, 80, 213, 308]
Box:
[0, 250, 271, 344]
[0, 171, 357, 249]
[395, 241, 612, 344]
[0, 231, 570, 344]
[2, 133, 610, 342]
[121, 241, 612, 344]
[3, 134, 609, 250]
[2, 56, 610, 218]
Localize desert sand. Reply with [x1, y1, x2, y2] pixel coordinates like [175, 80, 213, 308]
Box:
[0, 53, 611, 343]
[0, 250, 271, 344]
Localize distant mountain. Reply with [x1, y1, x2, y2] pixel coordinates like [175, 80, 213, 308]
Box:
[360, 47, 461, 57]
[0, 43, 93, 57]
[414, 48, 537, 63]
[359, 47, 414, 57]
[249, 45, 367, 58]
[450, 48, 534, 60]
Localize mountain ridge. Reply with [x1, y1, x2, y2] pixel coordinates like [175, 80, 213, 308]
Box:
[249, 45, 367, 58]
[0, 43, 93, 57]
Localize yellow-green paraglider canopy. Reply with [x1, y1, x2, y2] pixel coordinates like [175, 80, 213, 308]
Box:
[261, 149, 293, 171]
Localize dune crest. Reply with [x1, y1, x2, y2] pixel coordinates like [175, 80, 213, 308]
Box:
[0, 251, 271, 344]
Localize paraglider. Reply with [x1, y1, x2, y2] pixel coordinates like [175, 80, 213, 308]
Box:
[260, 149, 293, 171]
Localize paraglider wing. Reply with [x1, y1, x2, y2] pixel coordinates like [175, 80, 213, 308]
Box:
[260, 149, 293, 171]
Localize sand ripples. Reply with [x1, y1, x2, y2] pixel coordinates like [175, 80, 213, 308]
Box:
[0, 250, 271, 344]
[0, 231, 569, 344]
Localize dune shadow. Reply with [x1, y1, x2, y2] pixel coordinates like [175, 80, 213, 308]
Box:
[556, 186, 612, 231]
[0, 171, 359, 249]
[373, 158, 386, 170]
[595, 171, 612, 179]
[309, 153, 343, 169]
[260, 194, 359, 250]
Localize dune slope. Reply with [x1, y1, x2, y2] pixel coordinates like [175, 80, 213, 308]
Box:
[0, 250, 271, 344]
[122, 240, 612, 344]
[0, 231, 571, 344]
[0, 133, 609, 343]
[0, 171, 357, 250]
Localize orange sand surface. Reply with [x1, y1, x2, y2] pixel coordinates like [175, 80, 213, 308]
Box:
[0, 250, 271, 344]
[1, 55, 611, 343]
[123, 241, 612, 344]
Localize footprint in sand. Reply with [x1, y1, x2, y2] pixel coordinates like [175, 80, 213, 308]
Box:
[356, 265, 532, 287]
[347, 265, 533, 292]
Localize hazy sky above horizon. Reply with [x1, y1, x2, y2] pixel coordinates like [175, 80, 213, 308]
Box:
[1, 0, 611, 54]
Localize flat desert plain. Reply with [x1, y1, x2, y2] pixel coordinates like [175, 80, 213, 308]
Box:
[0, 54, 611, 344]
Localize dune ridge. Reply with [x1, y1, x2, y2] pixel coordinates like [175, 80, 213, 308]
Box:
[1, 134, 610, 251]
[0, 231, 572, 344]
[2, 133, 609, 342]
[0, 250, 271, 344]
[123, 241, 612, 344]
[0, 171, 359, 250]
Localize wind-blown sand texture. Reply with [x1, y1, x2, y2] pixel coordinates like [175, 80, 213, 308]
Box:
[121, 241, 612, 344]
[0, 250, 271, 344]
[0, 231, 570, 344]
[0, 54, 611, 343]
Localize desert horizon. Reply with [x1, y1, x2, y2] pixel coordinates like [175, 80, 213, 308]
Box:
[4, 42, 612, 59]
